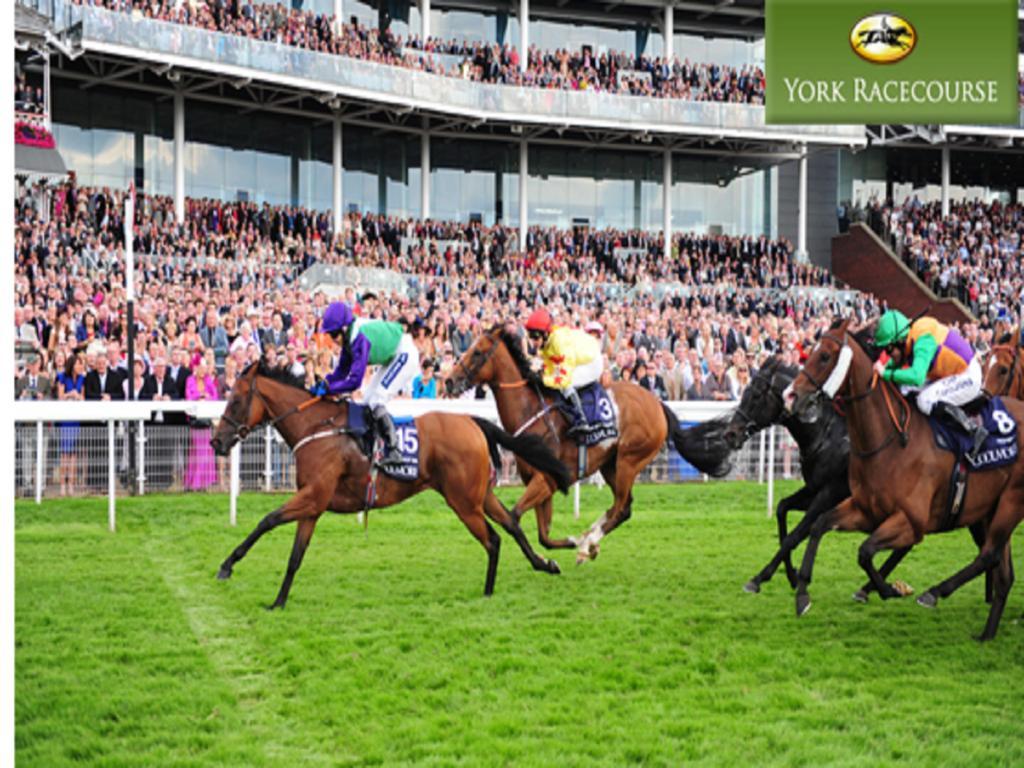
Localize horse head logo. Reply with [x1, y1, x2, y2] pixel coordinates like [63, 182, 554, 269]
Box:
[850, 12, 917, 64]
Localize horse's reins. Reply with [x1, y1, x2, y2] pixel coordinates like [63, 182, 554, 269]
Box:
[794, 331, 910, 459]
[221, 369, 332, 445]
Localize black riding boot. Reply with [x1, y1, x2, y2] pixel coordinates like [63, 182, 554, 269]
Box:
[935, 401, 989, 462]
[372, 405, 403, 466]
[565, 388, 589, 435]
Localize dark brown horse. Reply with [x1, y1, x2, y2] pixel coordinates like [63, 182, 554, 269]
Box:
[211, 361, 572, 607]
[784, 318, 1024, 640]
[445, 327, 725, 564]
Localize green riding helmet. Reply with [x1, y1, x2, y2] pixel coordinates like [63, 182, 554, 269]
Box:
[874, 309, 911, 348]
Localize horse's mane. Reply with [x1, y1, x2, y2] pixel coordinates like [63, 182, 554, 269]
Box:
[243, 359, 307, 391]
[494, 327, 544, 387]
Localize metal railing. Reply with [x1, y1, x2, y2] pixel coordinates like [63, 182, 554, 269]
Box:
[13, 399, 797, 528]
[73, 6, 866, 144]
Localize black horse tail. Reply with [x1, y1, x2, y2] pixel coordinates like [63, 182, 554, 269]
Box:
[471, 417, 572, 494]
[661, 403, 733, 479]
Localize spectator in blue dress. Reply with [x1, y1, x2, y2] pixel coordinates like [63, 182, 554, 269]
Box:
[56, 352, 85, 496]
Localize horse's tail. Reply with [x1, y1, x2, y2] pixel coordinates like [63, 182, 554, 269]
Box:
[660, 403, 733, 479]
[471, 417, 572, 494]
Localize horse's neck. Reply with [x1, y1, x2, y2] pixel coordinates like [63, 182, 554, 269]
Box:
[259, 381, 332, 448]
[489, 377, 547, 434]
[781, 410, 827, 456]
[842, 355, 904, 461]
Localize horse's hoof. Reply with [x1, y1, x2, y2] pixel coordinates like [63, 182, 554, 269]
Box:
[547, 559, 561, 575]
[575, 552, 589, 566]
[743, 580, 761, 594]
[852, 589, 869, 603]
[265, 601, 285, 611]
[916, 592, 937, 609]
[796, 594, 812, 617]
[216, 566, 232, 580]
[892, 580, 914, 597]
[974, 632, 995, 643]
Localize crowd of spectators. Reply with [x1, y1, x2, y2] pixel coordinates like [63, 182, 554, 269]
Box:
[15, 71, 45, 117]
[73, 0, 765, 104]
[15, 177, 868, 416]
[863, 197, 1024, 324]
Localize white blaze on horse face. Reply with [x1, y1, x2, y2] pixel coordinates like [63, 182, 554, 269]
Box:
[822, 345, 853, 398]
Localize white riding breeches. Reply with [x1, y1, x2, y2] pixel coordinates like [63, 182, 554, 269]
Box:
[363, 335, 421, 407]
[914, 357, 983, 415]
[568, 358, 604, 391]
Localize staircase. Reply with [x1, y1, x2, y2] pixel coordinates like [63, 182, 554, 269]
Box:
[831, 224, 974, 325]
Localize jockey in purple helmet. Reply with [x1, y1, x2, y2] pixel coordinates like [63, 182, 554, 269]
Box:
[317, 301, 421, 467]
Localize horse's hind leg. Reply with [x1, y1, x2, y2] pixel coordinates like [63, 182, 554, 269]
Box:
[483, 491, 560, 575]
[978, 542, 1014, 641]
[853, 546, 911, 602]
[268, 516, 320, 610]
[453, 503, 502, 596]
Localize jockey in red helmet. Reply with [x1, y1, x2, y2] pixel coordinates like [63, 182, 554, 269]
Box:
[525, 308, 604, 434]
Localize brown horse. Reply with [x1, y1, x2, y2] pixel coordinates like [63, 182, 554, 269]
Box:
[982, 329, 1023, 399]
[784, 318, 1024, 639]
[445, 327, 726, 564]
[210, 361, 572, 608]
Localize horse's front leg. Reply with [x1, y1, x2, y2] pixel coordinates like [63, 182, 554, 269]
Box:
[268, 515, 321, 610]
[511, 471, 575, 550]
[855, 512, 919, 600]
[794, 497, 873, 617]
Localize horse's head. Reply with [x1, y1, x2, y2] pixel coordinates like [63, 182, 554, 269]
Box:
[983, 328, 1022, 399]
[211, 361, 268, 455]
[783, 318, 856, 421]
[723, 357, 794, 449]
[445, 327, 505, 397]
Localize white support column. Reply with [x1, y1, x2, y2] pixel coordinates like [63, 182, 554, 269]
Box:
[797, 143, 808, 262]
[519, 0, 529, 72]
[173, 90, 185, 224]
[664, 3, 674, 61]
[264, 426, 273, 492]
[332, 113, 343, 239]
[421, 125, 431, 219]
[43, 51, 51, 131]
[420, 0, 430, 40]
[662, 148, 672, 262]
[518, 138, 528, 252]
[137, 421, 146, 496]
[108, 421, 116, 532]
[334, 0, 343, 34]
[35, 422, 44, 505]
[941, 145, 951, 218]
[230, 442, 240, 526]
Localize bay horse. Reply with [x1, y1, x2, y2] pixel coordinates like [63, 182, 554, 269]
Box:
[444, 327, 726, 564]
[210, 360, 572, 608]
[982, 329, 1023, 399]
[784, 318, 1024, 640]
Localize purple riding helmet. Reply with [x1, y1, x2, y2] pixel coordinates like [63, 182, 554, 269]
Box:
[321, 301, 354, 335]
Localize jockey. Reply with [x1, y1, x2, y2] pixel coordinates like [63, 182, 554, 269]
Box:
[315, 301, 421, 467]
[873, 309, 988, 459]
[525, 308, 603, 434]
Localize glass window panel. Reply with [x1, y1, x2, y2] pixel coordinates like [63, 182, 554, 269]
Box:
[143, 135, 174, 197]
[90, 129, 133, 189]
[256, 151, 291, 205]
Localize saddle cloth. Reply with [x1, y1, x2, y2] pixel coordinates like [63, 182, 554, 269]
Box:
[347, 403, 420, 481]
[929, 397, 1019, 471]
[554, 382, 619, 447]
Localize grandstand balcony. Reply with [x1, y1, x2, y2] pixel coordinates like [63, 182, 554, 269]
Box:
[67, 5, 861, 147]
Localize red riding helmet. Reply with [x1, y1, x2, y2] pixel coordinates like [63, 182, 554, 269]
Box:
[525, 309, 553, 333]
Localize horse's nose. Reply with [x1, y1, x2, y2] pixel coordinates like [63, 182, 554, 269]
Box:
[782, 383, 797, 412]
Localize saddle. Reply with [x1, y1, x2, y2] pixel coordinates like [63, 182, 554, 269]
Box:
[553, 382, 619, 448]
[346, 402, 420, 482]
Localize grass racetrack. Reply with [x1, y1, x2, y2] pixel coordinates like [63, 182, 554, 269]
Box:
[16, 482, 1024, 766]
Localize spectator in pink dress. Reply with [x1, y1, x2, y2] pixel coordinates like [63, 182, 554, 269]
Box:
[184, 360, 219, 490]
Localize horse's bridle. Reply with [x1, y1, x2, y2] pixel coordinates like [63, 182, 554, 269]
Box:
[983, 344, 1020, 398]
[220, 369, 323, 444]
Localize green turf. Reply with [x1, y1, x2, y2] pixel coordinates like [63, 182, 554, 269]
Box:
[16, 482, 1024, 767]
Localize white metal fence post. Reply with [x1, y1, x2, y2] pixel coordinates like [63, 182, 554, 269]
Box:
[757, 429, 766, 485]
[230, 441, 240, 526]
[573, 483, 580, 519]
[264, 425, 273, 492]
[766, 425, 776, 518]
[35, 421, 44, 504]
[137, 421, 146, 496]
[108, 420, 116, 532]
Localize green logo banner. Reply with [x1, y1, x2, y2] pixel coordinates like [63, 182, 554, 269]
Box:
[766, 0, 1018, 124]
